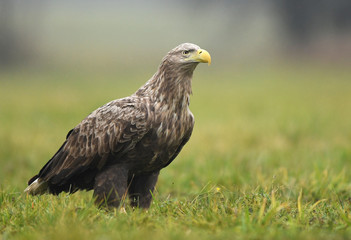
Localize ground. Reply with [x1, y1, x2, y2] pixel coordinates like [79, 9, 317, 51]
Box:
[1, 64, 351, 239]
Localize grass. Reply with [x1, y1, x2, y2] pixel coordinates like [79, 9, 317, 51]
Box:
[1, 63, 351, 239]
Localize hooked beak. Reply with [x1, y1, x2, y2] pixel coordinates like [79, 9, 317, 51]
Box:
[189, 49, 211, 65]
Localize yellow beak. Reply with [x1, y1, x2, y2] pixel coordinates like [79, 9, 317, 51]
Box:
[191, 49, 211, 65]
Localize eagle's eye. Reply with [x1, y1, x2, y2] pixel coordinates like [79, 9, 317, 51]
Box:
[182, 50, 190, 55]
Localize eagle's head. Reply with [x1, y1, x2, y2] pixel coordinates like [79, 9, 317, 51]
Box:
[136, 43, 211, 99]
[162, 43, 211, 69]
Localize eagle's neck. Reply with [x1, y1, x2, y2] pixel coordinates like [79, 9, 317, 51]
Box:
[136, 61, 195, 110]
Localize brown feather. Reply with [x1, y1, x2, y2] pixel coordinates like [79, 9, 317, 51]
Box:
[26, 43, 210, 208]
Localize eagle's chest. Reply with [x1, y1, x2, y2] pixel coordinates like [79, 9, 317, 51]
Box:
[154, 108, 194, 146]
[127, 108, 194, 172]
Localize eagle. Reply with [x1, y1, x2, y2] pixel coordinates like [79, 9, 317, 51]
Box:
[24, 43, 211, 209]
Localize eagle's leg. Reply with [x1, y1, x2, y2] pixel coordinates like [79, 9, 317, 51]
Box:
[93, 165, 128, 208]
[128, 171, 159, 209]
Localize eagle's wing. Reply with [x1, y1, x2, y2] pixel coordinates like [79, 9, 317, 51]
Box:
[35, 98, 150, 186]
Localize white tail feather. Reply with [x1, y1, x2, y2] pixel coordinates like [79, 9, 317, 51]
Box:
[24, 178, 48, 195]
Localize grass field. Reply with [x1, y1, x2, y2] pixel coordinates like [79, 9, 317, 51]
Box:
[1, 64, 351, 239]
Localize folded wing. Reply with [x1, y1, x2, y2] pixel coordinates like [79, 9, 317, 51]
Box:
[30, 98, 149, 192]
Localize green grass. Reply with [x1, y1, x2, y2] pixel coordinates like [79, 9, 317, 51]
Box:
[1, 64, 351, 239]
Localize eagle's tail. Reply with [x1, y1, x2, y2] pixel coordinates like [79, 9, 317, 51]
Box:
[24, 177, 48, 195]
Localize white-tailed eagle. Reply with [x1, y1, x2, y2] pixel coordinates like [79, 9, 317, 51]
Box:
[25, 43, 211, 208]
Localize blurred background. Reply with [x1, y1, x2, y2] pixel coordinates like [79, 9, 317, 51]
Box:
[1, 0, 351, 191]
[1, 0, 351, 69]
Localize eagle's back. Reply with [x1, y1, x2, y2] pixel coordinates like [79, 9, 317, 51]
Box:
[29, 96, 149, 192]
[28, 95, 194, 193]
